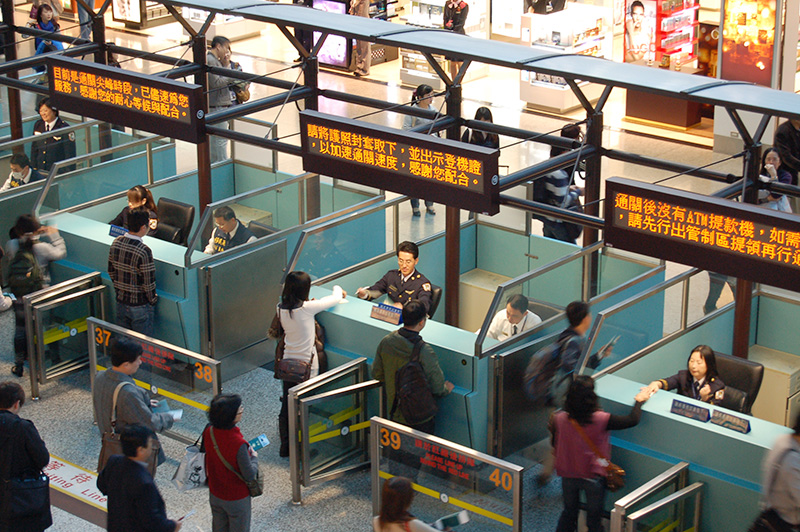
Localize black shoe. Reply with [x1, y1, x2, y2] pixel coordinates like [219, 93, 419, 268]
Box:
[11, 364, 23, 377]
[279, 444, 289, 458]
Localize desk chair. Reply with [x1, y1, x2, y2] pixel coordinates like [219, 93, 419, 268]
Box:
[428, 285, 442, 319]
[715, 353, 764, 415]
[154, 198, 195, 246]
[247, 220, 278, 238]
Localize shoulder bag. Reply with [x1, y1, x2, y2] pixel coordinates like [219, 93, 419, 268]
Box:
[270, 309, 319, 383]
[0, 421, 50, 519]
[569, 418, 625, 492]
[97, 381, 159, 476]
[171, 432, 207, 491]
[209, 427, 263, 497]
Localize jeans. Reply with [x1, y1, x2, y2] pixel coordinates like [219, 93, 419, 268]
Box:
[410, 198, 434, 210]
[704, 272, 735, 314]
[543, 221, 577, 245]
[116, 301, 155, 337]
[209, 111, 230, 163]
[78, 3, 92, 41]
[556, 476, 606, 532]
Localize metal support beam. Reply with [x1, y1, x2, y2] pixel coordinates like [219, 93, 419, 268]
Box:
[595, 86, 613, 114]
[422, 52, 452, 86]
[304, 56, 320, 219]
[725, 108, 755, 146]
[444, 84, 462, 326]
[163, 3, 197, 36]
[604, 149, 737, 183]
[566, 79, 594, 114]
[499, 195, 604, 229]
[1, 0, 22, 146]
[452, 59, 471, 86]
[583, 110, 603, 297]
[206, 88, 313, 124]
[277, 24, 308, 59]
[499, 146, 598, 190]
[193, 32, 212, 215]
[205, 126, 303, 157]
[91, 14, 113, 161]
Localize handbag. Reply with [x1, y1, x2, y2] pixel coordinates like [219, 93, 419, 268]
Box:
[270, 309, 322, 383]
[2, 472, 50, 518]
[171, 433, 207, 491]
[209, 427, 263, 497]
[234, 86, 251, 104]
[569, 418, 625, 492]
[97, 381, 159, 477]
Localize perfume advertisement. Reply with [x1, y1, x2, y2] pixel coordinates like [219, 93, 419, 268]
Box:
[624, 0, 655, 62]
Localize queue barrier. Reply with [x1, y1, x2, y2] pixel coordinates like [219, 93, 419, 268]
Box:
[610, 461, 691, 531]
[370, 417, 524, 532]
[288, 357, 382, 504]
[88, 317, 222, 446]
[24, 272, 108, 399]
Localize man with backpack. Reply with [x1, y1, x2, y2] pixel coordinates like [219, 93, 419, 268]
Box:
[373, 300, 453, 434]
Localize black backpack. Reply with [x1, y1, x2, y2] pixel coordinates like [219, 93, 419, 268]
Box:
[6, 248, 44, 298]
[390, 340, 438, 426]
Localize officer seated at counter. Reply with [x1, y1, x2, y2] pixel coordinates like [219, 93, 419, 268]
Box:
[203, 206, 256, 254]
[356, 241, 432, 313]
[644, 344, 725, 405]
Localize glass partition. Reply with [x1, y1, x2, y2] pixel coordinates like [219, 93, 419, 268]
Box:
[625, 483, 703, 532]
[477, 243, 664, 359]
[609, 461, 689, 531]
[88, 317, 222, 445]
[371, 418, 524, 532]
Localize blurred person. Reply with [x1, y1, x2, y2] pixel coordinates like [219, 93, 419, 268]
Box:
[550, 376, 650, 532]
[33, 3, 63, 75]
[644, 345, 725, 405]
[356, 241, 433, 313]
[442, 0, 468, 80]
[484, 293, 541, 341]
[0, 381, 52, 532]
[373, 476, 441, 532]
[402, 84, 437, 216]
[108, 208, 157, 336]
[350, 0, 371, 77]
[275, 271, 346, 457]
[373, 300, 454, 433]
[774, 119, 800, 186]
[109, 185, 159, 235]
[703, 272, 735, 315]
[748, 411, 800, 532]
[6, 215, 66, 377]
[30, 98, 76, 174]
[758, 147, 793, 213]
[539, 124, 585, 244]
[203, 206, 256, 255]
[0, 153, 44, 192]
[97, 424, 182, 532]
[93, 338, 177, 469]
[461, 106, 499, 149]
[203, 394, 259, 532]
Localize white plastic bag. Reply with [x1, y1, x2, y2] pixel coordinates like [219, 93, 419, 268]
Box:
[172, 445, 207, 491]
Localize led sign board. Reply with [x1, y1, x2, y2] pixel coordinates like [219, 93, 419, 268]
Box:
[605, 177, 800, 291]
[48, 56, 204, 143]
[300, 110, 500, 214]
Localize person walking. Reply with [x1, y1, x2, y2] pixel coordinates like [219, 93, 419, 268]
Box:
[550, 376, 649, 532]
[97, 424, 182, 532]
[203, 394, 259, 532]
[0, 381, 52, 532]
[373, 476, 440, 531]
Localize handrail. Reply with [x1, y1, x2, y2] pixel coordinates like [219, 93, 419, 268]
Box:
[0, 118, 102, 153]
[610, 461, 689, 532]
[34, 134, 167, 220]
[184, 177, 385, 268]
[626, 482, 704, 531]
[288, 195, 408, 281]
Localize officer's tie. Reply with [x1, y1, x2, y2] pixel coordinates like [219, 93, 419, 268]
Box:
[512, 325, 518, 335]
[693, 381, 701, 400]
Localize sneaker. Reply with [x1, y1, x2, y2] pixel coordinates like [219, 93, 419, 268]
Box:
[0, 295, 12, 312]
[11, 364, 23, 377]
[412, 209, 421, 217]
[427, 207, 436, 215]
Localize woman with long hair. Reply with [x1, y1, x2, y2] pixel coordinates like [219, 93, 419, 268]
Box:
[276, 272, 345, 456]
[759, 147, 793, 213]
[373, 476, 440, 531]
[109, 185, 159, 234]
[461, 106, 499, 149]
[645, 345, 725, 405]
[550, 376, 649, 532]
[203, 393, 258, 532]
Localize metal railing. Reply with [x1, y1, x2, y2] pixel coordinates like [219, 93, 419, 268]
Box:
[624, 483, 704, 532]
[610, 462, 690, 531]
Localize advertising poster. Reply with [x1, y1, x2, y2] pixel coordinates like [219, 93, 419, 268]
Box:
[624, 0, 655, 63]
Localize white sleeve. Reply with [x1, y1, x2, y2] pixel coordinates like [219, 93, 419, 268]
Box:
[204, 235, 215, 254]
[485, 310, 503, 339]
[0, 174, 11, 192]
[303, 287, 343, 315]
[246, 235, 257, 243]
[35, 233, 67, 261]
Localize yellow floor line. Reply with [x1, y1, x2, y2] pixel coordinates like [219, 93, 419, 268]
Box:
[96, 364, 209, 411]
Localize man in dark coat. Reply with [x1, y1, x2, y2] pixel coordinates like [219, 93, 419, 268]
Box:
[0, 381, 52, 532]
[97, 424, 181, 532]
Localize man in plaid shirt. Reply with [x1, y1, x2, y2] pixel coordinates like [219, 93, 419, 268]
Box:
[108, 208, 158, 336]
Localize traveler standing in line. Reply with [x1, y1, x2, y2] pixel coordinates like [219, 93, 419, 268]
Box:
[0, 381, 52, 532]
[6, 215, 66, 378]
[97, 424, 182, 532]
[402, 84, 438, 216]
[93, 338, 177, 470]
[275, 272, 346, 457]
[203, 394, 259, 532]
[207, 36, 247, 163]
[108, 208, 157, 336]
[373, 476, 441, 532]
[748, 411, 800, 532]
[373, 300, 453, 433]
[350, 0, 371, 77]
[550, 376, 650, 532]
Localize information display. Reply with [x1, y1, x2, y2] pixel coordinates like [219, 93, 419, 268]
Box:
[605, 177, 800, 291]
[300, 110, 500, 214]
[48, 56, 204, 143]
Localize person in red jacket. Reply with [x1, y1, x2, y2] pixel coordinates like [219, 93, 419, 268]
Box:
[203, 394, 259, 532]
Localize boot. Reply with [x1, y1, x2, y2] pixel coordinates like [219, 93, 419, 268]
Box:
[279, 413, 289, 458]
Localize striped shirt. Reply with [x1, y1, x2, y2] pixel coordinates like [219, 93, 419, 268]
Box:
[108, 234, 157, 306]
[543, 169, 579, 223]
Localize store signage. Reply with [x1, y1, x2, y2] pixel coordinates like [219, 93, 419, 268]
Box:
[300, 110, 500, 214]
[670, 399, 711, 422]
[48, 56, 204, 143]
[605, 177, 800, 291]
[710, 410, 751, 434]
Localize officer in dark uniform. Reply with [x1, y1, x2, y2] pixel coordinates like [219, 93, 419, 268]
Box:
[30, 98, 76, 175]
[0, 153, 44, 192]
[356, 240, 433, 313]
[203, 205, 257, 254]
[645, 344, 726, 405]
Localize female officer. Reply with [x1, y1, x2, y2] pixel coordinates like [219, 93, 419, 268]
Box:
[645, 345, 725, 405]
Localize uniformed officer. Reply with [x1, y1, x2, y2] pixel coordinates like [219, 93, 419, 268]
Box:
[0, 153, 44, 192]
[356, 240, 433, 313]
[30, 98, 76, 175]
[203, 205, 257, 254]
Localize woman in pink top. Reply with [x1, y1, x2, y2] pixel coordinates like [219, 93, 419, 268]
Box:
[549, 376, 650, 532]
